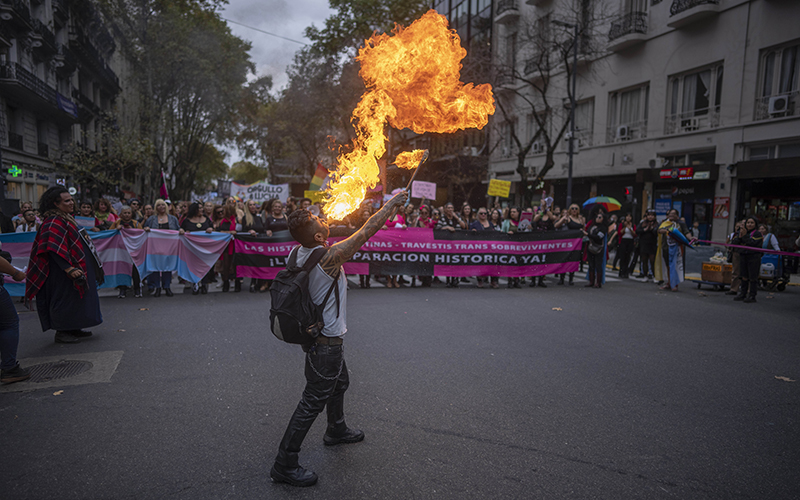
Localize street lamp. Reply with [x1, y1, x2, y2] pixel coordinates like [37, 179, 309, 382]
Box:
[552, 19, 578, 208]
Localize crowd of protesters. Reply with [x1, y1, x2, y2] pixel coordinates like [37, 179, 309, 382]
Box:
[2, 193, 798, 301]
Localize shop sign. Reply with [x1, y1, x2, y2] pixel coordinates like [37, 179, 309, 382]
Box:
[659, 167, 694, 180]
[36, 173, 50, 181]
[671, 187, 695, 196]
[693, 171, 710, 180]
[713, 197, 730, 219]
[8, 165, 22, 177]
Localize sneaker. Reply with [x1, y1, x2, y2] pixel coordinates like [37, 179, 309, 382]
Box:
[1, 364, 31, 384]
[118, 289, 127, 299]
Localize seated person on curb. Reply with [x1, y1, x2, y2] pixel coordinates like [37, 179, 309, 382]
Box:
[270, 189, 409, 488]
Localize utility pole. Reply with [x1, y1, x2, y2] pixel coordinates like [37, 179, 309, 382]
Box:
[553, 20, 578, 208]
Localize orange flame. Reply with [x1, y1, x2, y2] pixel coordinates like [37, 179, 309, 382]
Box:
[323, 10, 495, 220]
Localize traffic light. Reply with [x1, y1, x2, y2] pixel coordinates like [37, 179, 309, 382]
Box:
[625, 186, 633, 202]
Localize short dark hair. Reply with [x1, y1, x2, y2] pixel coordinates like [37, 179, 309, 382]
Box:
[299, 197, 312, 205]
[39, 186, 69, 212]
[288, 209, 317, 247]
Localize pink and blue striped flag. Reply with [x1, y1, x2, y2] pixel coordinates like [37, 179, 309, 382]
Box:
[120, 229, 232, 283]
[1, 230, 135, 296]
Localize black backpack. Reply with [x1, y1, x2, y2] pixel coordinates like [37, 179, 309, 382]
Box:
[269, 246, 340, 345]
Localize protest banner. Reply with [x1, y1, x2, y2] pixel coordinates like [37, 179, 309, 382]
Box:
[235, 229, 582, 279]
[231, 181, 289, 203]
[488, 179, 511, 198]
[411, 180, 437, 200]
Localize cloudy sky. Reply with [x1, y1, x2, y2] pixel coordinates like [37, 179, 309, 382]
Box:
[220, 0, 334, 91]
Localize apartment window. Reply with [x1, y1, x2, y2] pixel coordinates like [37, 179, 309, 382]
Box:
[574, 99, 594, 146]
[506, 33, 517, 72]
[665, 63, 723, 134]
[756, 41, 800, 120]
[748, 146, 775, 161]
[607, 84, 648, 142]
[500, 119, 517, 157]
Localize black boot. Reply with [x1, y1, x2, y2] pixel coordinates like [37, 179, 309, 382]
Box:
[733, 283, 747, 301]
[271, 407, 320, 487]
[153, 288, 162, 297]
[585, 271, 595, 287]
[558, 274, 565, 285]
[743, 280, 758, 303]
[323, 393, 364, 446]
[537, 276, 547, 288]
[234, 279, 242, 293]
[568, 273, 575, 286]
[222, 280, 230, 293]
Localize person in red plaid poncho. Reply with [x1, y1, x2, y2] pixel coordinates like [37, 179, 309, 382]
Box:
[26, 187, 103, 344]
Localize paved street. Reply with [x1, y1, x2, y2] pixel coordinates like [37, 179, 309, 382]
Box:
[1, 276, 798, 499]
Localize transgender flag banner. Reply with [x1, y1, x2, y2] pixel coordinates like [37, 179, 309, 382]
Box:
[1, 230, 135, 296]
[120, 229, 232, 283]
[235, 229, 583, 279]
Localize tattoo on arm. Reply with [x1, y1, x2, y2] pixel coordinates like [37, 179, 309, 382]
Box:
[319, 201, 399, 276]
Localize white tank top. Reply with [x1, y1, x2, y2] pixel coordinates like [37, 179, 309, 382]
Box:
[294, 245, 347, 338]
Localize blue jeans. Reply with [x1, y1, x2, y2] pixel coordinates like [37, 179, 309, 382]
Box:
[0, 287, 21, 370]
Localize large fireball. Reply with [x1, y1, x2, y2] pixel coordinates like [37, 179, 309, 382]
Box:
[323, 10, 495, 220]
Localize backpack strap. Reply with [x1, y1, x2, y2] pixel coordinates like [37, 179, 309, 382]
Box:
[302, 246, 328, 273]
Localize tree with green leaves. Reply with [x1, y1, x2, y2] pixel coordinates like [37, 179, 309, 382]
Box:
[100, 0, 252, 200]
[228, 160, 268, 185]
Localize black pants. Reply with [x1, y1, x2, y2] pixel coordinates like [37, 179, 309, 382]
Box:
[276, 343, 349, 467]
[640, 252, 656, 277]
[617, 239, 634, 277]
[740, 253, 762, 297]
[587, 251, 603, 274]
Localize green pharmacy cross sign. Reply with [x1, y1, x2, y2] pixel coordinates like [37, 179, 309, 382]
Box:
[9, 165, 22, 177]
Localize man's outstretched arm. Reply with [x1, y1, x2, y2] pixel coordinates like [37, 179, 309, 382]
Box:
[320, 191, 408, 275]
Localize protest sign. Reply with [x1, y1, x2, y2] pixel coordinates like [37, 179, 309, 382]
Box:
[231, 181, 289, 203]
[488, 179, 511, 198]
[411, 180, 437, 200]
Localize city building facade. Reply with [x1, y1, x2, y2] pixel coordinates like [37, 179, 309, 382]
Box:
[0, 0, 136, 211]
[484, 0, 800, 245]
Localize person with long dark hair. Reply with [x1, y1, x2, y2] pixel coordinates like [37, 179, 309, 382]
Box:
[731, 216, 763, 303]
[501, 207, 522, 288]
[656, 208, 691, 292]
[26, 186, 104, 344]
[636, 209, 659, 281]
[554, 204, 584, 285]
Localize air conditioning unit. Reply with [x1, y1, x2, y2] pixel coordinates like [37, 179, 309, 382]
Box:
[648, 157, 663, 169]
[616, 125, 630, 140]
[532, 141, 542, 154]
[461, 146, 479, 156]
[769, 95, 790, 115]
[680, 117, 701, 131]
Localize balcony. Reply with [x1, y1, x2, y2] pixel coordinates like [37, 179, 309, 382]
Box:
[8, 132, 24, 150]
[30, 18, 57, 56]
[495, 0, 520, 25]
[664, 107, 720, 135]
[0, 0, 32, 29]
[69, 27, 120, 91]
[668, 0, 720, 28]
[0, 62, 78, 123]
[608, 12, 648, 52]
[38, 142, 49, 158]
[606, 120, 648, 143]
[525, 0, 550, 5]
[755, 91, 799, 121]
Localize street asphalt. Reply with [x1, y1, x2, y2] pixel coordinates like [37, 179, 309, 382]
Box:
[1, 274, 798, 499]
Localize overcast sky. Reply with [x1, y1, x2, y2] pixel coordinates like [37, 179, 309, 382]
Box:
[221, 0, 334, 91]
